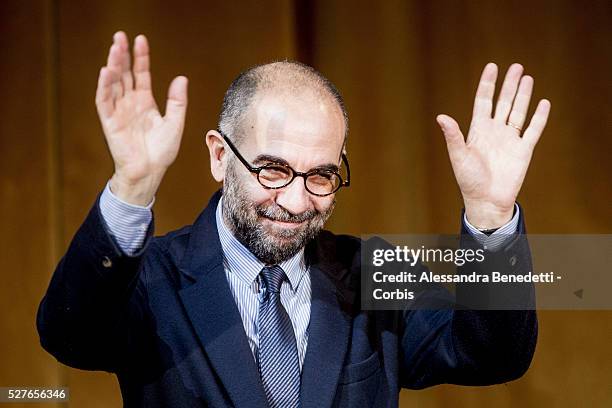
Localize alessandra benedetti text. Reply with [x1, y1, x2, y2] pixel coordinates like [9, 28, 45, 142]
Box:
[372, 271, 557, 284]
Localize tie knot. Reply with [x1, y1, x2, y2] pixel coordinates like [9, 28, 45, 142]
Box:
[260, 266, 286, 294]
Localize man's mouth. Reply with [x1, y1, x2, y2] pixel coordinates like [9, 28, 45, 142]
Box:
[261, 215, 306, 228]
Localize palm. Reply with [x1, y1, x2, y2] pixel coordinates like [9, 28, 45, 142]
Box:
[96, 32, 188, 184]
[453, 117, 532, 209]
[437, 63, 550, 222]
[103, 89, 179, 181]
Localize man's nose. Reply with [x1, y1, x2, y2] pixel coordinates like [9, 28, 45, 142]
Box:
[274, 178, 312, 215]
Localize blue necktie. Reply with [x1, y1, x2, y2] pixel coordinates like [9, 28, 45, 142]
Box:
[258, 266, 301, 408]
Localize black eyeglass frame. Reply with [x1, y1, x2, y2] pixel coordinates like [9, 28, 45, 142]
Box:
[218, 130, 350, 197]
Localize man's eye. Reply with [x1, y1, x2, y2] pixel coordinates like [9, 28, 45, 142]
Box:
[308, 172, 334, 185]
[259, 165, 291, 181]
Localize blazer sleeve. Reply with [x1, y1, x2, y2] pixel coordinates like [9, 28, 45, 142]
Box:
[398, 205, 538, 389]
[36, 194, 156, 373]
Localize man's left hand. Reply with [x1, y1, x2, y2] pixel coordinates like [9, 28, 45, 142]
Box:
[436, 63, 551, 229]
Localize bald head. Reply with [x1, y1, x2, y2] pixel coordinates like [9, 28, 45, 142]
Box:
[218, 61, 348, 146]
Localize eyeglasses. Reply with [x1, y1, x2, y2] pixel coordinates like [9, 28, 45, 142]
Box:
[219, 130, 350, 197]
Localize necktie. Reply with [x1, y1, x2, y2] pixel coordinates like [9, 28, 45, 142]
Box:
[258, 265, 301, 408]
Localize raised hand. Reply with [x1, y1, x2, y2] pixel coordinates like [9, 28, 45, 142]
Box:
[436, 63, 550, 229]
[95, 31, 188, 205]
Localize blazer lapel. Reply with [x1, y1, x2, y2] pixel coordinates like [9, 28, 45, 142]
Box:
[300, 264, 351, 408]
[177, 191, 268, 407]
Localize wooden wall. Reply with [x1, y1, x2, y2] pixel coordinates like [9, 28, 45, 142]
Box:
[1, 0, 610, 406]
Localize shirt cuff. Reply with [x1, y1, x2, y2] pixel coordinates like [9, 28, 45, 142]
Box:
[463, 203, 520, 252]
[98, 180, 154, 256]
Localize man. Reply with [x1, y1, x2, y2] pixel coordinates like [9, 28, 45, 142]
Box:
[37, 31, 550, 407]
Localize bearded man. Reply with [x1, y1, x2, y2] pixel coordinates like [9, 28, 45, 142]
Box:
[37, 31, 550, 407]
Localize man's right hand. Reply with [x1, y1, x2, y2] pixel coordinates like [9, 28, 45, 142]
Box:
[95, 31, 188, 206]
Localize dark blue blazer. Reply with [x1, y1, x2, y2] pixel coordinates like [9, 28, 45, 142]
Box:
[37, 191, 537, 407]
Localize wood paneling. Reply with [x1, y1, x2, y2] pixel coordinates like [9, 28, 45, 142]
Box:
[0, 1, 63, 406]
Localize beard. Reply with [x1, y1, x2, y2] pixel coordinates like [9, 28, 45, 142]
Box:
[222, 161, 335, 265]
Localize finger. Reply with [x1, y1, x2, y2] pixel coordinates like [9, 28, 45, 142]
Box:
[494, 63, 524, 122]
[437, 114, 466, 163]
[106, 43, 124, 99]
[133, 34, 152, 91]
[164, 76, 189, 128]
[507, 75, 534, 130]
[113, 31, 134, 92]
[522, 99, 551, 148]
[95, 67, 114, 119]
[472, 62, 498, 119]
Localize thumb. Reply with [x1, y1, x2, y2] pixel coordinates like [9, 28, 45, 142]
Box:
[436, 114, 466, 159]
[164, 76, 188, 126]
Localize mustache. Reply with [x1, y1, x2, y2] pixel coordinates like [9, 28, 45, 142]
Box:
[256, 204, 319, 223]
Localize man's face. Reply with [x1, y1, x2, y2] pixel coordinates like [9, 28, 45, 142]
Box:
[222, 89, 346, 265]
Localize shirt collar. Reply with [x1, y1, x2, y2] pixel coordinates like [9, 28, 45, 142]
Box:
[215, 197, 307, 292]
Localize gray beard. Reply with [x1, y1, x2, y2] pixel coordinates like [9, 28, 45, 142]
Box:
[221, 163, 335, 265]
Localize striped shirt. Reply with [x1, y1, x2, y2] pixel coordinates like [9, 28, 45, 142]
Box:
[463, 205, 520, 249]
[98, 181, 519, 369]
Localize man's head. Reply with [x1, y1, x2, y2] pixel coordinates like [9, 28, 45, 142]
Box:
[205, 61, 348, 265]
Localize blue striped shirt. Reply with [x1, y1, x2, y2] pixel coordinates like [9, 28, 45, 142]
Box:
[463, 206, 520, 249]
[98, 181, 519, 369]
[99, 182, 154, 254]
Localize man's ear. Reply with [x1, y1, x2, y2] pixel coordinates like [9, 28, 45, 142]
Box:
[205, 130, 226, 182]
